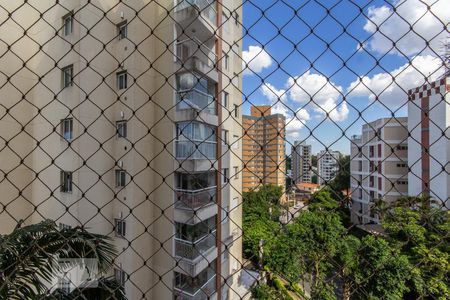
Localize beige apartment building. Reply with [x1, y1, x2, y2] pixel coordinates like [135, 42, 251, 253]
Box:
[242, 105, 286, 192]
[350, 118, 409, 224]
[0, 1, 245, 299]
[291, 141, 312, 184]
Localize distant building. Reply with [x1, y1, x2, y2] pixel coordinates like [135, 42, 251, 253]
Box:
[286, 183, 321, 206]
[242, 105, 286, 192]
[350, 118, 409, 224]
[408, 77, 450, 209]
[317, 150, 341, 185]
[291, 141, 312, 184]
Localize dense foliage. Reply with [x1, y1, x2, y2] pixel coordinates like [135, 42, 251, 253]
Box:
[0, 220, 125, 300]
[244, 187, 450, 299]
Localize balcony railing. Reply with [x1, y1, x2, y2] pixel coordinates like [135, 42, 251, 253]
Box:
[175, 0, 217, 25]
[177, 89, 216, 114]
[176, 38, 216, 68]
[176, 140, 216, 160]
[174, 274, 216, 300]
[175, 232, 216, 260]
[175, 187, 217, 210]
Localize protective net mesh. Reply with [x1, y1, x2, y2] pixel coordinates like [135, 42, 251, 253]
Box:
[0, 0, 449, 299]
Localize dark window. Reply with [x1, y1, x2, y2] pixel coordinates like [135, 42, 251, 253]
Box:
[117, 71, 128, 90]
[115, 219, 126, 237]
[115, 170, 126, 187]
[61, 118, 73, 141]
[62, 65, 73, 88]
[116, 121, 127, 138]
[60, 171, 73, 193]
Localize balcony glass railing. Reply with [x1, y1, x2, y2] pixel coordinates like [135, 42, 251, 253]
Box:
[176, 140, 216, 160]
[175, 0, 217, 25]
[176, 38, 216, 68]
[175, 232, 216, 260]
[174, 275, 216, 300]
[177, 89, 216, 114]
[175, 186, 216, 210]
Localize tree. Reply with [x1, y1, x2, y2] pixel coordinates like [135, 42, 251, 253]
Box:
[309, 188, 339, 211]
[0, 220, 124, 300]
[336, 235, 361, 300]
[353, 235, 412, 300]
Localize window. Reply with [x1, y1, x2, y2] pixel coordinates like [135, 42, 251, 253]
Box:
[222, 129, 229, 145]
[222, 92, 229, 108]
[397, 163, 407, 168]
[396, 145, 408, 150]
[233, 134, 239, 149]
[223, 51, 229, 70]
[59, 223, 71, 230]
[115, 219, 126, 237]
[233, 166, 239, 179]
[117, 71, 128, 90]
[222, 168, 229, 184]
[117, 21, 127, 40]
[61, 118, 73, 141]
[58, 276, 71, 294]
[397, 180, 408, 185]
[116, 121, 127, 138]
[114, 268, 126, 286]
[62, 65, 73, 88]
[62, 13, 73, 36]
[60, 171, 73, 193]
[234, 104, 239, 118]
[115, 170, 126, 187]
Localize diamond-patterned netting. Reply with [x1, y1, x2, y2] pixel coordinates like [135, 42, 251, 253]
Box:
[0, 0, 449, 299]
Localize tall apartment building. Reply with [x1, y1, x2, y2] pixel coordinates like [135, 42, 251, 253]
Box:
[242, 105, 286, 192]
[317, 149, 341, 185]
[291, 141, 312, 184]
[0, 1, 244, 299]
[408, 77, 450, 209]
[350, 118, 409, 224]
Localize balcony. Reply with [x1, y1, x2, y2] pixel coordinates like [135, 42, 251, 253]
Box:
[175, 232, 216, 260]
[174, 274, 216, 300]
[177, 89, 216, 115]
[174, 0, 217, 39]
[176, 38, 218, 82]
[175, 187, 216, 210]
[175, 232, 218, 277]
[176, 140, 216, 160]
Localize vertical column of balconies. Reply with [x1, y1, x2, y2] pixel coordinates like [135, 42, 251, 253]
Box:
[173, 1, 219, 299]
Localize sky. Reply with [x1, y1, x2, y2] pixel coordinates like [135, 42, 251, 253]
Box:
[240, 0, 449, 155]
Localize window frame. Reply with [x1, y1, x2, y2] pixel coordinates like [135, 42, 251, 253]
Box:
[62, 13, 73, 36]
[116, 120, 127, 138]
[62, 65, 73, 88]
[117, 71, 128, 90]
[234, 104, 239, 117]
[60, 171, 73, 193]
[222, 92, 229, 108]
[115, 219, 126, 238]
[222, 168, 229, 184]
[117, 21, 128, 40]
[61, 118, 73, 141]
[115, 169, 126, 188]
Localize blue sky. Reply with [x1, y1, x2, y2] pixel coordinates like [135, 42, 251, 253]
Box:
[240, 0, 449, 154]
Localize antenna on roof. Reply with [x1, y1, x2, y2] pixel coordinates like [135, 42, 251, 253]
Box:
[440, 37, 450, 78]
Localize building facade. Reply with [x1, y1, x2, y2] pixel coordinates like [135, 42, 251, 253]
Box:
[317, 149, 341, 186]
[0, 1, 244, 299]
[291, 141, 312, 184]
[408, 77, 450, 210]
[350, 118, 409, 224]
[242, 105, 286, 192]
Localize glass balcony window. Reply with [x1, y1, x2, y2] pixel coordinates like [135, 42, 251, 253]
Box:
[174, 265, 216, 299]
[176, 122, 217, 160]
[175, 0, 217, 25]
[175, 217, 216, 260]
[176, 38, 216, 68]
[176, 73, 216, 114]
[175, 172, 217, 209]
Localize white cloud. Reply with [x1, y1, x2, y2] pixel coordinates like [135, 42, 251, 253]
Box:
[362, 0, 450, 56]
[286, 109, 311, 138]
[261, 83, 290, 115]
[242, 45, 273, 75]
[347, 55, 444, 107]
[287, 71, 349, 122]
